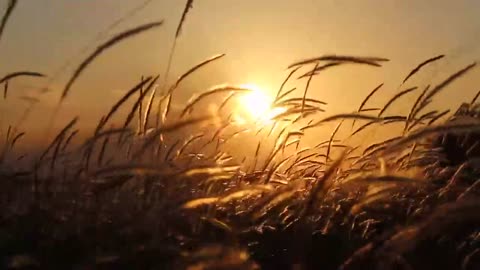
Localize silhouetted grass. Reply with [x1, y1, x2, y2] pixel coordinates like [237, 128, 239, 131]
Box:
[1, 2, 479, 270]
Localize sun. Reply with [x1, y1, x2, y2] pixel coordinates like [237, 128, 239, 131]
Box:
[235, 83, 286, 125]
[240, 84, 272, 119]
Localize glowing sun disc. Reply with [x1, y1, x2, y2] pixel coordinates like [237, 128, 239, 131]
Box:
[237, 83, 286, 124]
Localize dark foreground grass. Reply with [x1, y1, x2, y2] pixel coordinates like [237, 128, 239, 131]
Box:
[1, 2, 480, 270]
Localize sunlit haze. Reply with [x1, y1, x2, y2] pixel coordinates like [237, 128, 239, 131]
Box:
[2, 2, 480, 268]
[235, 83, 285, 125]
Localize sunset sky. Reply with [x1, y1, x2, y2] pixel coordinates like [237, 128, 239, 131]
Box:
[1, 0, 480, 140]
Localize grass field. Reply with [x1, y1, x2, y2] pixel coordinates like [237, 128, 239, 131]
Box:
[1, 1, 480, 269]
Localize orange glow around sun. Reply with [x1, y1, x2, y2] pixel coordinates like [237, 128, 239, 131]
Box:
[234, 83, 286, 125]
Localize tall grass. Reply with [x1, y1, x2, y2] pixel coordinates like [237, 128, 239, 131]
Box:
[1, 2, 479, 270]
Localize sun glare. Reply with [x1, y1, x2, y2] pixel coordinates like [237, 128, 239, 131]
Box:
[236, 83, 286, 125]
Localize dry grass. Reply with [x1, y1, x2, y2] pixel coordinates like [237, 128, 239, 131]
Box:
[1, 3, 479, 270]
[0, 0, 16, 42]
[401, 54, 445, 84]
[60, 21, 163, 101]
[378, 86, 417, 116]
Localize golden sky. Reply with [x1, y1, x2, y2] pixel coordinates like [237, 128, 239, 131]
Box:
[1, 0, 480, 143]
